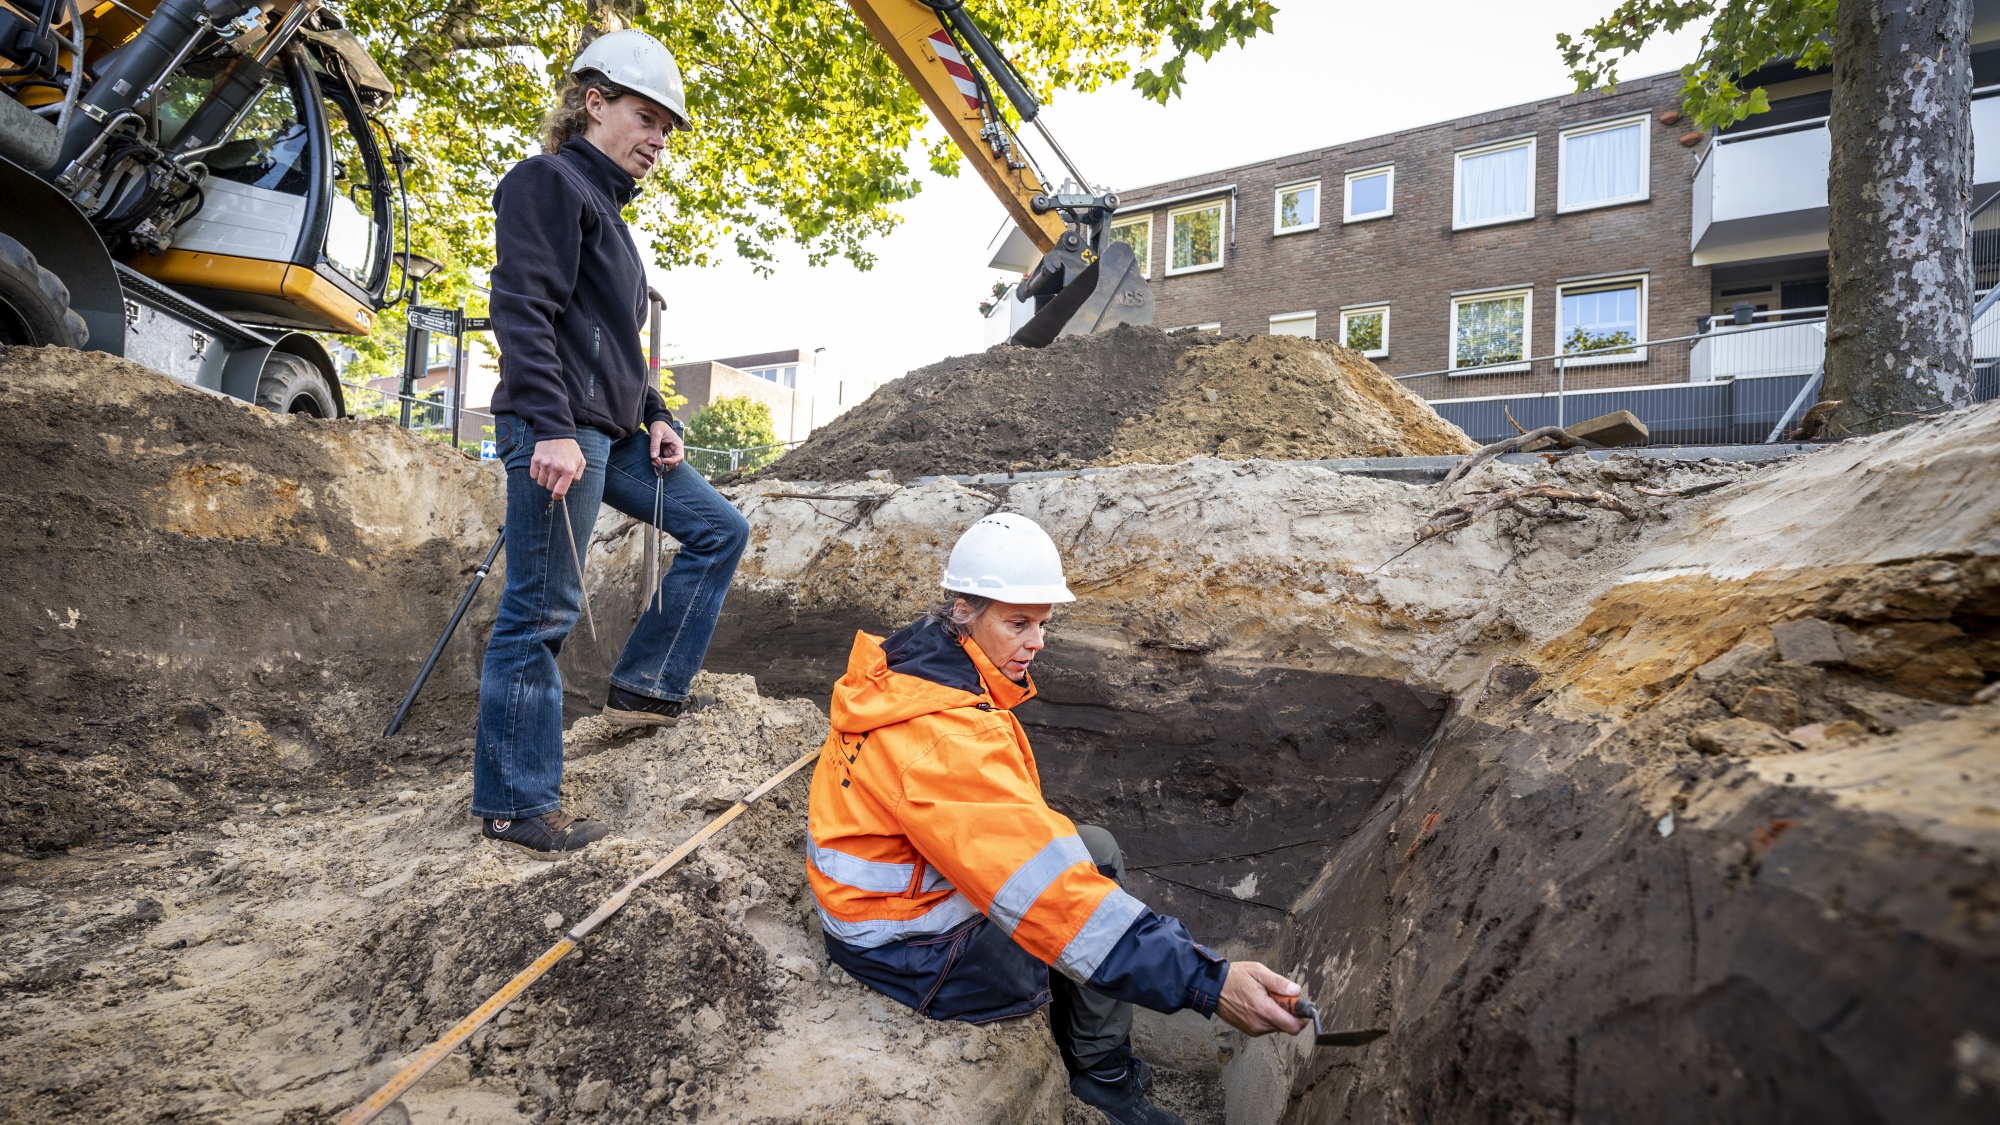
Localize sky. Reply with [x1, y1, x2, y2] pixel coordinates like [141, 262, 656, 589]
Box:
[645, 1, 1708, 389]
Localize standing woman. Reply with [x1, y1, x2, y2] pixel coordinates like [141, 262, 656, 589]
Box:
[473, 30, 750, 855]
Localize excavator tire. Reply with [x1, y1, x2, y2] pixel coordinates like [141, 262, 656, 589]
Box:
[255, 352, 339, 417]
[0, 232, 89, 349]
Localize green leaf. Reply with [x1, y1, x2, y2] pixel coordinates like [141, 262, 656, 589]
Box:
[1558, 0, 1837, 130]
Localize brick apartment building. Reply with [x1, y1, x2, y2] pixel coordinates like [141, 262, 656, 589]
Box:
[987, 44, 2000, 442]
[1109, 70, 1709, 392]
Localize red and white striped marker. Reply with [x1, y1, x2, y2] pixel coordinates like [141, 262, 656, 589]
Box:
[928, 29, 982, 112]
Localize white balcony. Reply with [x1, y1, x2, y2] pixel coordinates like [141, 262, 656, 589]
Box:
[1691, 88, 2000, 266]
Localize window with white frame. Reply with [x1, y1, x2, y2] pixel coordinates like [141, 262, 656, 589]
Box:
[749, 365, 798, 388]
[1269, 311, 1317, 338]
[1344, 165, 1393, 222]
[1451, 288, 1532, 370]
[1274, 180, 1319, 234]
[1558, 115, 1649, 212]
[1108, 215, 1151, 278]
[1558, 275, 1647, 361]
[1340, 305, 1389, 357]
[1168, 200, 1226, 274]
[1454, 138, 1535, 229]
[1172, 322, 1222, 334]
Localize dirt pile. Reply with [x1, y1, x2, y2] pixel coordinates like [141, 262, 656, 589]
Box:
[757, 326, 1474, 482]
[0, 345, 503, 853]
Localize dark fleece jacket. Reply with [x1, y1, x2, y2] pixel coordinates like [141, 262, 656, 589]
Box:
[488, 137, 673, 441]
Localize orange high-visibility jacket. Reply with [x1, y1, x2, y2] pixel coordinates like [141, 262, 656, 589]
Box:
[807, 621, 1227, 1016]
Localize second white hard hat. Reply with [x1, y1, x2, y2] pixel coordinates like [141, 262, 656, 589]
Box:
[942, 513, 1076, 604]
[571, 29, 689, 128]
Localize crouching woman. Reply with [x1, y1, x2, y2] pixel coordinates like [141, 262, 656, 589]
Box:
[804, 513, 1305, 1125]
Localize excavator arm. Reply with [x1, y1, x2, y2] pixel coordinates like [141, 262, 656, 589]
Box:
[846, 0, 1064, 254]
[845, 0, 1153, 346]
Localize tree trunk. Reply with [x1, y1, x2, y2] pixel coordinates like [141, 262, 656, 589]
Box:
[1824, 0, 1976, 436]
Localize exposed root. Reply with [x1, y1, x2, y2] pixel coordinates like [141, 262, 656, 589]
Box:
[1374, 486, 1639, 571]
[1440, 428, 1601, 492]
[1788, 399, 1843, 441]
[758, 490, 892, 533]
[1635, 480, 1733, 499]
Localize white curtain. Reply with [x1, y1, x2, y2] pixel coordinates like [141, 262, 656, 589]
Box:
[1457, 145, 1531, 225]
[1562, 123, 1642, 207]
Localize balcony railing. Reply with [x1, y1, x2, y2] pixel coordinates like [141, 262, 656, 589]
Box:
[1398, 318, 1833, 446]
[1690, 116, 1830, 264]
[1691, 86, 2000, 266]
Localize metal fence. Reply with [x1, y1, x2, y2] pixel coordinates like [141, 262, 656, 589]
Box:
[1399, 315, 1834, 446]
[684, 440, 804, 476]
[344, 378, 799, 475]
[343, 380, 496, 456]
[1974, 187, 2000, 307]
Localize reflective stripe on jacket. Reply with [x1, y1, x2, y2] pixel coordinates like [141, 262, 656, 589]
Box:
[807, 618, 1227, 1017]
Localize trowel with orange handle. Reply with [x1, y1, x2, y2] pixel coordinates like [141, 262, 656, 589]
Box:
[1275, 994, 1388, 1048]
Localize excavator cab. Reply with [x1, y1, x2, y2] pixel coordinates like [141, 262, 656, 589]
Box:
[127, 33, 398, 338]
[0, 0, 404, 416]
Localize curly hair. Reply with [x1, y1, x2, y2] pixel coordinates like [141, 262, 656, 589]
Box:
[541, 72, 628, 154]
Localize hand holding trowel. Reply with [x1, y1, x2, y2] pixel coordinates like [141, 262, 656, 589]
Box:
[1275, 994, 1388, 1048]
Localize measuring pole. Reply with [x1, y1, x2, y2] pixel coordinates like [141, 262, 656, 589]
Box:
[449, 310, 466, 447]
[384, 528, 504, 737]
[648, 288, 665, 387]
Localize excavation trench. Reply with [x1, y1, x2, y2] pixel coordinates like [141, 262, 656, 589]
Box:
[702, 594, 1449, 962]
[3, 348, 1998, 1124]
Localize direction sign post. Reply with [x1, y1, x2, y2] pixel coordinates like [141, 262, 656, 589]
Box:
[450, 314, 492, 448]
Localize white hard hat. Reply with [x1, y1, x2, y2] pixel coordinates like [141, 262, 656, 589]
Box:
[942, 513, 1076, 604]
[571, 29, 689, 128]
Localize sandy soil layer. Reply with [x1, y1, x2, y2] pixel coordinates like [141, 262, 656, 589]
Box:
[754, 326, 1474, 483]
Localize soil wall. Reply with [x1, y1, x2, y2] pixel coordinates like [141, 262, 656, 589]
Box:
[0, 346, 504, 851]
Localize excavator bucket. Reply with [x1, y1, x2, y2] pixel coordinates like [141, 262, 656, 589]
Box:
[1010, 239, 1153, 348]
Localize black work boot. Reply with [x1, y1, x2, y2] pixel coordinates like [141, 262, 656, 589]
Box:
[481, 810, 610, 856]
[1070, 1052, 1180, 1125]
[601, 686, 714, 732]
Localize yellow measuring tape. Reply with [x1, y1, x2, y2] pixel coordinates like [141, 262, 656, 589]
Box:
[338, 747, 821, 1125]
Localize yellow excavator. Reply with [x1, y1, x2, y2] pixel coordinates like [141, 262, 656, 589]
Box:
[0, 0, 402, 414]
[849, 0, 1153, 347]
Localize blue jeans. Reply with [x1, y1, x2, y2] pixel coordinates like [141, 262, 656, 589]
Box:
[471, 414, 750, 819]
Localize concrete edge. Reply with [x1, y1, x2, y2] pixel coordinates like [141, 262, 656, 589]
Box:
[746, 444, 1830, 492]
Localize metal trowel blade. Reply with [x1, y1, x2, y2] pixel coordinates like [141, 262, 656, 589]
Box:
[1315, 1026, 1389, 1047]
